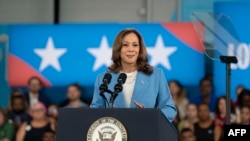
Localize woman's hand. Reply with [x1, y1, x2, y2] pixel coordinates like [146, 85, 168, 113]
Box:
[133, 100, 145, 108]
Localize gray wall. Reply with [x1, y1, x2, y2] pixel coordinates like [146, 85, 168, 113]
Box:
[0, 0, 54, 23]
[0, 0, 178, 23]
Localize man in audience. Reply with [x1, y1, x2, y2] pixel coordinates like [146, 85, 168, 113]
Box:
[190, 76, 217, 113]
[24, 76, 51, 108]
[179, 128, 196, 141]
[7, 95, 30, 129]
[59, 83, 89, 108]
[42, 130, 55, 141]
[190, 103, 221, 141]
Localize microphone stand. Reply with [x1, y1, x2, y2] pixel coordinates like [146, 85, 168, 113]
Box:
[109, 84, 123, 108]
[99, 84, 113, 108]
[109, 92, 115, 108]
[219, 56, 237, 125]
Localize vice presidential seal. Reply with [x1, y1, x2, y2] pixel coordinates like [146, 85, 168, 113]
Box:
[87, 117, 128, 141]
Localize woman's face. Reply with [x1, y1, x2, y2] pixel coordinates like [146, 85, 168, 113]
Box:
[169, 82, 181, 97]
[120, 33, 140, 67]
[218, 98, 226, 114]
[186, 104, 197, 119]
[31, 104, 46, 120]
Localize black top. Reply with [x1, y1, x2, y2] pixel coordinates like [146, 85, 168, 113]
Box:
[24, 121, 52, 141]
[194, 122, 216, 141]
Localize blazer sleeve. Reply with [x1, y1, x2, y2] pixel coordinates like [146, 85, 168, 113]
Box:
[90, 74, 106, 108]
[157, 69, 177, 122]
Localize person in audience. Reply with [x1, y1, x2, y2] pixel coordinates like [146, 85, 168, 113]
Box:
[0, 108, 15, 141]
[179, 128, 196, 141]
[233, 84, 245, 107]
[8, 89, 24, 109]
[190, 76, 217, 114]
[237, 105, 250, 125]
[42, 130, 55, 141]
[46, 104, 59, 131]
[168, 80, 189, 120]
[16, 102, 56, 141]
[47, 104, 59, 121]
[213, 96, 236, 126]
[213, 95, 236, 141]
[178, 103, 198, 132]
[190, 103, 221, 141]
[60, 83, 89, 108]
[235, 88, 250, 123]
[9, 89, 23, 98]
[24, 76, 51, 108]
[7, 95, 30, 129]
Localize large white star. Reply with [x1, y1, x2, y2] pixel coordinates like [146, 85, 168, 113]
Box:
[34, 37, 67, 72]
[147, 35, 177, 70]
[87, 36, 112, 71]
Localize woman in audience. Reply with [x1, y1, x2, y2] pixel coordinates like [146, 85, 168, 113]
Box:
[178, 103, 198, 132]
[16, 102, 56, 141]
[213, 96, 236, 141]
[0, 108, 15, 141]
[213, 95, 237, 127]
[168, 80, 189, 120]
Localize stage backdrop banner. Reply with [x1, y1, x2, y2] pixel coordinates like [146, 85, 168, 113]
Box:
[213, 2, 250, 101]
[8, 23, 204, 95]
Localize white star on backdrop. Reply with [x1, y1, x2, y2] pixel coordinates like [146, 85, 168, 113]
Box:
[34, 37, 67, 72]
[147, 35, 177, 70]
[87, 36, 112, 71]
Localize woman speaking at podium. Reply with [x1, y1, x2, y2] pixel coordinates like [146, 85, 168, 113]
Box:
[90, 28, 177, 122]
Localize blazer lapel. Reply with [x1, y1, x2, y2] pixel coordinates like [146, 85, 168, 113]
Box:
[130, 71, 150, 108]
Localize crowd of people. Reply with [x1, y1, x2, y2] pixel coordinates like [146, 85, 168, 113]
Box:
[0, 76, 89, 141]
[0, 74, 250, 141]
[2, 27, 248, 141]
[170, 75, 250, 141]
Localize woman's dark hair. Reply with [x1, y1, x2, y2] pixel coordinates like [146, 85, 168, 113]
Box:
[237, 89, 250, 108]
[108, 28, 153, 75]
[199, 76, 213, 88]
[215, 95, 235, 115]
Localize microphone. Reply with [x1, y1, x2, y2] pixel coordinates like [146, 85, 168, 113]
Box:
[114, 73, 127, 93]
[109, 73, 127, 108]
[99, 73, 112, 103]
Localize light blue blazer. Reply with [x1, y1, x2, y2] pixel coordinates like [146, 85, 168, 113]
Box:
[90, 67, 177, 122]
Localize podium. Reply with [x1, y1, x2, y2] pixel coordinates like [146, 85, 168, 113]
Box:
[56, 108, 178, 141]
